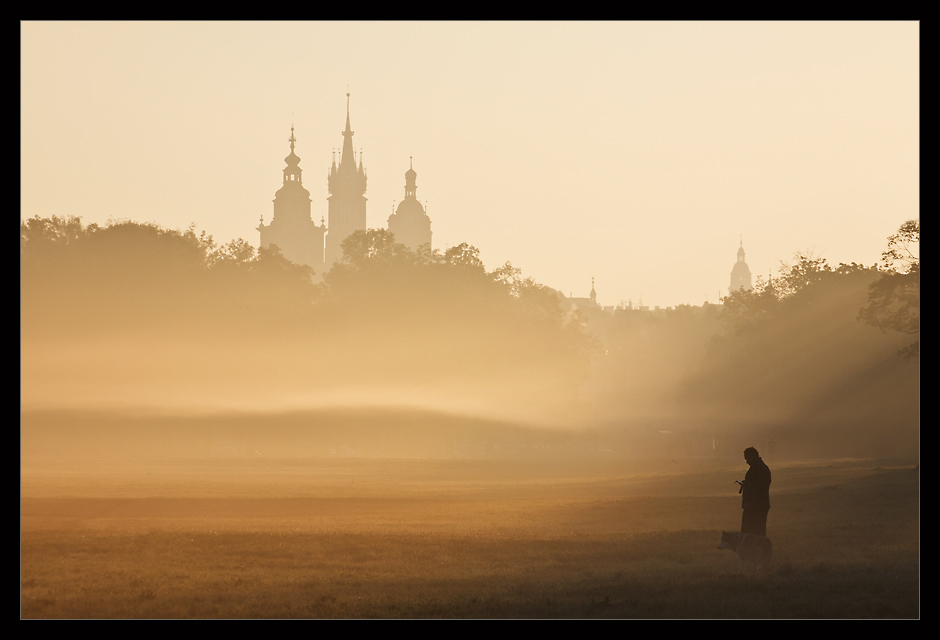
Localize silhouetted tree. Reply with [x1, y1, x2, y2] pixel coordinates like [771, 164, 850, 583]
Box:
[443, 243, 485, 271]
[318, 228, 594, 387]
[669, 247, 917, 444]
[20, 215, 91, 263]
[858, 220, 919, 358]
[21, 216, 317, 338]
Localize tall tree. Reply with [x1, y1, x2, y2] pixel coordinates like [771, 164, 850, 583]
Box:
[858, 220, 919, 358]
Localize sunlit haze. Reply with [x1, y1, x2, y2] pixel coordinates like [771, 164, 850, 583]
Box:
[22, 21, 918, 308]
[20, 21, 920, 620]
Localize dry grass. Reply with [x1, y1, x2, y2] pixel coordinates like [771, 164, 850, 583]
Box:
[21, 456, 918, 618]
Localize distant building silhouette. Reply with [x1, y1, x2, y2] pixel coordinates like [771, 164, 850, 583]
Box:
[387, 158, 432, 252]
[729, 237, 753, 295]
[568, 278, 602, 311]
[257, 126, 326, 272]
[258, 94, 437, 273]
[325, 93, 368, 268]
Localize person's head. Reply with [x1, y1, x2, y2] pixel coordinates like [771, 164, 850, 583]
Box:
[744, 447, 759, 464]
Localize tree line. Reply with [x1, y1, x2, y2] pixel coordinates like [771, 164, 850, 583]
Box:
[20, 217, 595, 406]
[21, 215, 917, 447]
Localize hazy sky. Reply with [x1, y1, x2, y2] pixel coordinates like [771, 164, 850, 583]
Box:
[22, 21, 918, 308]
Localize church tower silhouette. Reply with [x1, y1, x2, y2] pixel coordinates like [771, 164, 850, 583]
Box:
[729, 237, 753, 294]
[325, 93, 368, 267]
[257, 126, 326, 272]
[387, 157, 432, 252]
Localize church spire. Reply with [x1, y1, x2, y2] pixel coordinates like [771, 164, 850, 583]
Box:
[326, 92, 368, 268]
[283, 125, 302, 184]
[729, 236, 753, 294]
[260, 124, 322, 272]
[341, 92, 355, 169]
[404, 156, 417, 198]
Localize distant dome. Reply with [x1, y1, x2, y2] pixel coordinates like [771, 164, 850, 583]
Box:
[731, 261, 751, 278]
[389, 158, 432, 252]
[394, 197, 426, 219]
[274, 181, 310, 204]
[730, 240, 753, 293]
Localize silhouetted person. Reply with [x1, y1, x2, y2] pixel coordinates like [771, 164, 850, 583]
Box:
[738, 446, 771, 537]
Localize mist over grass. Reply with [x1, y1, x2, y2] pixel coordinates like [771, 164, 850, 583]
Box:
[20, 213, 919, 616]
[21, 216, 918, 458]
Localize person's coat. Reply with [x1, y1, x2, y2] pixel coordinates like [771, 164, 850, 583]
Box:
[742, 457, 771, 509]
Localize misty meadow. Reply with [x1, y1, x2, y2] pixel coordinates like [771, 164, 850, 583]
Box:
[21, 214, 918, 618]
[22, 21, 918, 620]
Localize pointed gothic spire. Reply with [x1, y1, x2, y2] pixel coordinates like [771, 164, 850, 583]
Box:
[327, 93, 366, 200]
[341, 92, 355, 167]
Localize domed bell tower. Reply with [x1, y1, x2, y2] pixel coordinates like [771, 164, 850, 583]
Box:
[387, 157, 432, 252]
[258, 126, 326, 273]
[729, 237, 753, 294]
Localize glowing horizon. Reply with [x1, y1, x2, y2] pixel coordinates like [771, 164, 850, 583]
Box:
[21, 21, 918, 308]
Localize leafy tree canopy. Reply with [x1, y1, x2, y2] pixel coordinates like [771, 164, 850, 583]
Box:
[858, 220, 919, 358]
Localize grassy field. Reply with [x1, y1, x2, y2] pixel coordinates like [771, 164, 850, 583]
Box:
[21, 454, 919, 618]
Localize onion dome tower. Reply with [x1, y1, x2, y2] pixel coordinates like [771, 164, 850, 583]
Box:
[325, 93, 368, 268]
[258, 126, 326, 272]
[387, 157, 432, 252]
[729, 236, 753, 294]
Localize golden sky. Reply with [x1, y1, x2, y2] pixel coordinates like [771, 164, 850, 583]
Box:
[21, 21, 918, 308]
